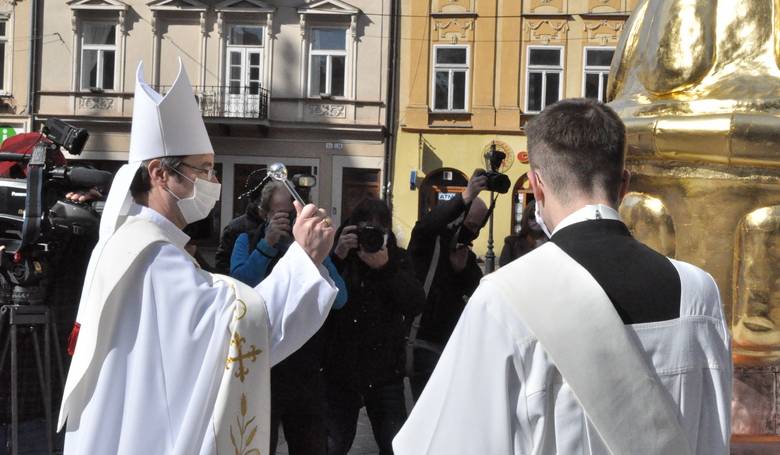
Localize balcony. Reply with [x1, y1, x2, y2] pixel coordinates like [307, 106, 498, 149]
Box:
[154, 85, 269, 121]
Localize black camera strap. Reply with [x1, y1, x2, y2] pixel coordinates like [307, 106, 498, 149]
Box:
[20, 143, 47, 249]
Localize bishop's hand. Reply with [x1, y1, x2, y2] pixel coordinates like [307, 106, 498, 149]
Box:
[292, 201, 335, 264]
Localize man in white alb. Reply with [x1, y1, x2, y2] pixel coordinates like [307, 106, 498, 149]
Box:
[393, 98, 732, 455]
[57, 60, 339, 455]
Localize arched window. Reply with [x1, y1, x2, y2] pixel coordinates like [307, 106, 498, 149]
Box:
[511, 173, 534, 234]
[418, 167, 469, 220]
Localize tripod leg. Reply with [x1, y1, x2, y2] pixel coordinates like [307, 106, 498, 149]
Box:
[47, 312, 65, 388]
[44, 313, 53, 455]
[0, 325, 9, 377]
[10, 323, 17, 455]
[31, 331, 46, 417]
[31, 330, 53, 454]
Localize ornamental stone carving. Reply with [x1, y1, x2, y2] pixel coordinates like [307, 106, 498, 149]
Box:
[308, 103, 346, 118]
[524, 19, 568, 44]
[434, 18, 474, 43]
[584, 19, 624, 45]
[78, 97, 114, 111]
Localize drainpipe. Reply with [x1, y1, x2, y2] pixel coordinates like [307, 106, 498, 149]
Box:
[27, 0, 39, 130]
[382, 0, 400, 210]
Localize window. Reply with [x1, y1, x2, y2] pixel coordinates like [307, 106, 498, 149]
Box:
[228, 25, 264, 47]
[583, 47, 615, 103]
[309, 28, 347, 98]
[432, 45, 469, 111]
[526, 47, 563, 113]
[0, 20, 7, 93]
[80, 23, 116, 91]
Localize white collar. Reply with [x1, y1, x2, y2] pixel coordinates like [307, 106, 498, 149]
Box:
[551, 204, 622, 236]
[127, 202, 191, 249]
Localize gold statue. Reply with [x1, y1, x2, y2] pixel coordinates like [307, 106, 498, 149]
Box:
[733, 206, 780, 362]
[609, 0, 780, 443]
[619, 192, 676, 258]
[610, 0, 780, 169]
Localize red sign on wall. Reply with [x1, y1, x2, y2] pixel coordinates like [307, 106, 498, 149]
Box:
[517, 151, 529, 164]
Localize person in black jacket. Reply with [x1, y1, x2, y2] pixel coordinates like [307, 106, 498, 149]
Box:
[407, 171, 489, 400]
[324, 197, 425, 455]
[230, 181, 348, 455]
[499, 199, 547, 267]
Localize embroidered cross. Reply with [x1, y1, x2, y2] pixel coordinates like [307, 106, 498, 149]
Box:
[226, 332, 262, 383]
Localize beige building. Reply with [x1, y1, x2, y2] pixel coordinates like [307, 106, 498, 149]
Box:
[0, 0, 35, 143]
[36, 0, 394, 243]
[392, 0, 639, 260]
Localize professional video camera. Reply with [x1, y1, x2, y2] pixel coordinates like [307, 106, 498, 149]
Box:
[0, 118, 113, 305]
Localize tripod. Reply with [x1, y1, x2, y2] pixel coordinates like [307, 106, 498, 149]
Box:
[0, 304, 65, 455]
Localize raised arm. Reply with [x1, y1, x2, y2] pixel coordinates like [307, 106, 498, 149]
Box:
[255, 202, 337, 366]
[229, 232, 276, 287]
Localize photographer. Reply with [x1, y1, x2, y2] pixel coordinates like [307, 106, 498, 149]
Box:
[407, 170, 489, 400]
[324, 197, 425, 455]
[230, 180, 347, 455]
[215, 172, 266, 274]
[499, 199, 547, 267]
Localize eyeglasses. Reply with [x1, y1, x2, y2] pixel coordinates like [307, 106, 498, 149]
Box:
[179, 162, 217, 180]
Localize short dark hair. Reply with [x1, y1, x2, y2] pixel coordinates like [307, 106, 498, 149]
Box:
[348, 197, 391, 230]
[525, 98, 626, 205]
[257, 180, 287, 220]
[130, 156, 184, 199]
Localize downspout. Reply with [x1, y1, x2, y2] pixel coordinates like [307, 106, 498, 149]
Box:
[27, 0, 39, 129]
[383, 0, 400, 209]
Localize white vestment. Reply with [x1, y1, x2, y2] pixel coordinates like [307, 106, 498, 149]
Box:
[60, 204, 337, 454]
[394, 208, 731, 455]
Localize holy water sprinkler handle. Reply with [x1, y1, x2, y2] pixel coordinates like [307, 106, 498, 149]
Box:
[268, 162, 306, 206]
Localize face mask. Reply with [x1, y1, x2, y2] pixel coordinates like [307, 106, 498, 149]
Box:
[167, 169, 222, 225]
[534, 201, 553, 238]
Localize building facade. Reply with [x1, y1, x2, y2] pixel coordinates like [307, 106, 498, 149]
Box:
[391, 0, 639, 255]
[36, 0, 393, 243]
[0, 0, 34, 143]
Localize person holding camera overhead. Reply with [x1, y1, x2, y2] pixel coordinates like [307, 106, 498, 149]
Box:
[323, 197, 425, 455]
[406, 170, 490, 400]
[230, 179, 347, 455]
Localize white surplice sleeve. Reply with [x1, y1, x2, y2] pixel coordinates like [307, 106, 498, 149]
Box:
[255, 241, 337, 366]
[393, 282, 529, 455]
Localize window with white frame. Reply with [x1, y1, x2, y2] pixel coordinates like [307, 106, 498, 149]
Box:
[432, 45, 469, 111]
[0, 20, 7, 93]
[80, 22, 117, 91]
[526, 47, 563, 113]
[308, 28, 347, 98]
[583, 47, 614, 103]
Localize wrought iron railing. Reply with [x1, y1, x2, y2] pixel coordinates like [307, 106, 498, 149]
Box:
[153, 85, 269, 120]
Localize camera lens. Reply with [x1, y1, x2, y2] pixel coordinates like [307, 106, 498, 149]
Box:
[358, 226, 385, 253]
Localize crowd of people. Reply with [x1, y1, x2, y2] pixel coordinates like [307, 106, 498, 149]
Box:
[55, 60, 730, 455]
[208, 162, 550, 454]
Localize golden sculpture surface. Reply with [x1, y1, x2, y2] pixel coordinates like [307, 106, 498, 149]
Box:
[619, 192, 676, 258]
[609, 0, 780, 443]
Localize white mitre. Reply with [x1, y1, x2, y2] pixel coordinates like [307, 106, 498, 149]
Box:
[99, 59, 214, 238]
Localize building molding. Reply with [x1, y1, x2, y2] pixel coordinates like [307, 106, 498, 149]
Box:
[215, 0, 274, 15]
[67, 0, 128, 12]
[298, 0, 360, 16]
[147, 0, 208, 12]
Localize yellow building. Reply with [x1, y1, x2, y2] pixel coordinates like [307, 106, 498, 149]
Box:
[391, 0, 640, 260]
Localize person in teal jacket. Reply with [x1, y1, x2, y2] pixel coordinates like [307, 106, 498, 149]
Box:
[230, 180, 346, 455]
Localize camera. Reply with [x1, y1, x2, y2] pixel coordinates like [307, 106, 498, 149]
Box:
[475, 168, 510, 194]
[0, 119, 112, 304]
[479, 145, 511, 194]
[357, 225, 386, 253]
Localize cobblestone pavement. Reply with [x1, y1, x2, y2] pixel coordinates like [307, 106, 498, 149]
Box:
[277, 380, 416, 455]
[276, 407, 379, 455]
